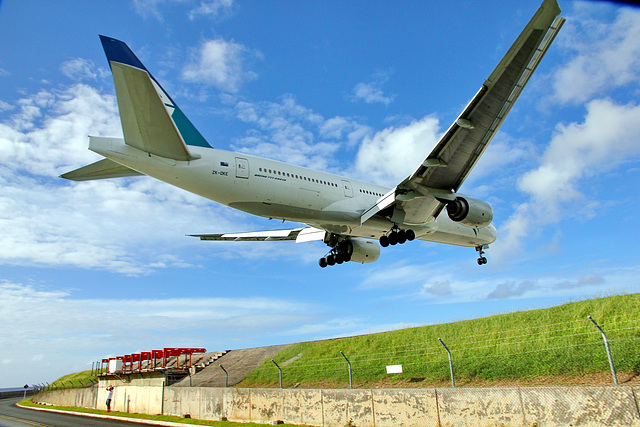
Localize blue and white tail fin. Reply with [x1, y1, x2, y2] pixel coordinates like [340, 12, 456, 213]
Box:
[99, 35, 212, 160]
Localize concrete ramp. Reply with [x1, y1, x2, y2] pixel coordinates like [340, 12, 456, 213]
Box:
[172, 345, 288, 388]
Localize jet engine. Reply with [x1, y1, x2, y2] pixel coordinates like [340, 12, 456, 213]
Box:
[446, 196, 493, 229]
[345, 238, 380, 263]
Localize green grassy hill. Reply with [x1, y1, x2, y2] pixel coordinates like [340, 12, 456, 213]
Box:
[48, 370, 97, 389]
[239, 294, 640, 388]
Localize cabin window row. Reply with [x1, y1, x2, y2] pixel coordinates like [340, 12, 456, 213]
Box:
[258, 167, 338, 187]
[359, 189, 383, 197]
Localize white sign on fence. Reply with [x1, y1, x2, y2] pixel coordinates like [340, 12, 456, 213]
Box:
[386, 364, 403, 374]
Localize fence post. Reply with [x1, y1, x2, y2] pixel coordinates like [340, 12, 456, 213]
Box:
[438, 338, 455, 388]
[588, 315, 619, 386]
[340, 351, 353, 389]
[220, 365, 229, 388]
[271, 359, 283, 389]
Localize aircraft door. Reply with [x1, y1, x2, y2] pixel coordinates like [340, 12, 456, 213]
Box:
[235, 157, 249, 179]
[342, 180, 354, 198]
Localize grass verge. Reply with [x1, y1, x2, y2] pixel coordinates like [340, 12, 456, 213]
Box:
[19, 399, 306, 426]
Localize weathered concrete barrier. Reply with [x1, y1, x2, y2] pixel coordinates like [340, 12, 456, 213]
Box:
[32, 387, 96, 409]
[33, 382, 640, 426]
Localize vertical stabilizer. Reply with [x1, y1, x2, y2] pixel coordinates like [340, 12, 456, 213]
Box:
[99, 36, 212, 160]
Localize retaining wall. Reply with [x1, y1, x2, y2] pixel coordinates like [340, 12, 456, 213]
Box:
[33, 384, 640, 426]
[32, 387, 97, 409]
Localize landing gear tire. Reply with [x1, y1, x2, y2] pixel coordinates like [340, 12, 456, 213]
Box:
[381, 228, 413, 247]
[319, 238, 354, 268]
[388, 232, 398, 246]
[475, 246, 488, 266]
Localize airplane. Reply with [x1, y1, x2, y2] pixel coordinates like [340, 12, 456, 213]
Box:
[62, 0, 564, 268]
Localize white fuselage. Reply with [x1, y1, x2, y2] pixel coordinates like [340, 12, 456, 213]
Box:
[90, 137, 496, 248]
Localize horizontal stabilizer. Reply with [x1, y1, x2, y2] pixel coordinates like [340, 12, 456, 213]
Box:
[60, 158, 143, 181]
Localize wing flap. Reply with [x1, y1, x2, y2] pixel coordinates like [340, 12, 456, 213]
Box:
[189, 227, 326, 243]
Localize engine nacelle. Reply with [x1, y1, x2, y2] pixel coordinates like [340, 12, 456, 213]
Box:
[446, 196, 493, 229]
[345, 238, 380, 264]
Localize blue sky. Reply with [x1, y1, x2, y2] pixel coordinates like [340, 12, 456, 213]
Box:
[1, 0, 639, 388]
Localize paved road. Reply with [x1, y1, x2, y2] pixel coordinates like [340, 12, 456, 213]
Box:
[0, 397, 146, 427]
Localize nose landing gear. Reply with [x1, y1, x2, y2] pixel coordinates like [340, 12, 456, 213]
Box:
[379, 227, 415, 247]
[476, 245, 488, 265]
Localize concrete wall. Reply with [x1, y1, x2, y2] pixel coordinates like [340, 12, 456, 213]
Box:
[32, 387, 96, 409]
[33, 385, 640, 426]
[96, 373, 165, 414]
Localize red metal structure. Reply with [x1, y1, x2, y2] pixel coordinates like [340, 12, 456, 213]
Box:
[163, 348, 207, 369]
[99, 348, 206, 374]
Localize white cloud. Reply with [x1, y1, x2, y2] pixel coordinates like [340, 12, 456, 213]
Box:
[0, 84, 120, 177]
[0, 83, 265, 274]
[132, 0, 168, 21]
[189, 0, 233, 20]
[60, 58, 109, 82]
[360, 261, 429, 290]
[552, 7, 640, 104]
[233, 95, 369, 172]
[0, 280, 314, 387]
[350, 71, 395, 106]
[0, 100, 13, 112]
[354, 116, 440, 186]
[422, 280, 454, 297]
[486, 280, 537, 299]
[494, 99, 640, 260]
[182, 39, 257, 93]
[351, 82, 394, 106]
[463, 133, 534, 188]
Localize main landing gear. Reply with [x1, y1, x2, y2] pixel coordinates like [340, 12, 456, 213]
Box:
[319, 239, 352, 268]
[379, 227, 415, 247]
[476, 245, 488, 265]
[318, 250, 351, 268]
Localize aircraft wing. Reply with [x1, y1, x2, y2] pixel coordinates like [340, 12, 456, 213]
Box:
[189, 227, 326, 243]
[362, 0, 564, 226]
